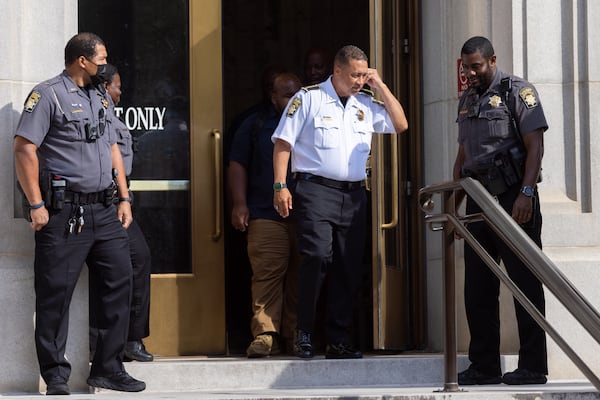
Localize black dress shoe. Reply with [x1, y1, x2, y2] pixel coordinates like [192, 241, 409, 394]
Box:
[124, 340, 154, 362]
[502, 368, 547, 385]
[46, 380, 70, 395]
[293, 329, 314, 358]
[458, 366, 501, 385]
[325, 343, 362, 359]
[87, 370, 146, 392]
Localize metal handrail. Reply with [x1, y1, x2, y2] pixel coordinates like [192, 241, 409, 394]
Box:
[418, 177, 600, 392]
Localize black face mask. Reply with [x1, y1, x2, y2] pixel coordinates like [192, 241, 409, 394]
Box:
[86, 60, 108, 93]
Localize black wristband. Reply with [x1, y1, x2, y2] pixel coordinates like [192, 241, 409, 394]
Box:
[119, 197, 132, 203]
[29, 200, 45, 210]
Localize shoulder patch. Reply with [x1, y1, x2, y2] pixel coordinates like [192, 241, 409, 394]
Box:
[519, 87, 538, 109]
[301, 84, 320, 92]
[286, 97, 301, 117]
[24, 91, 41, 113]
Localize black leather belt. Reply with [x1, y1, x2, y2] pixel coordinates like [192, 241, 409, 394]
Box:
[64, 190, 107, 204]
[294, 172, 365, 191]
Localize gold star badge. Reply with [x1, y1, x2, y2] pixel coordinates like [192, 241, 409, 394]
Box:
[488, 95, 502, 108]
[101, 98, 109, 109]
[357, 109, 364, 121]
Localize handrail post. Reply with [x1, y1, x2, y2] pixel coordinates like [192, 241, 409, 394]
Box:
[442, 190, 460, 391]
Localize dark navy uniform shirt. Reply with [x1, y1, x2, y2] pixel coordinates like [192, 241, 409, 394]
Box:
[229, 104, 292, 221]
[456, 69, 548, 171]
[15, 70, 116, 193]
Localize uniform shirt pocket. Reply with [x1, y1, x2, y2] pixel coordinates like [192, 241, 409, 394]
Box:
[314, 116, 340, 149]
[61, 110, 86, 142]
[353, 121, 372, 152]
[116, 127, 133, 159]
[478, 108, 512, 139]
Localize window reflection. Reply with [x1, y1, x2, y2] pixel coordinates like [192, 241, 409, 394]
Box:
[79, 0, 191, 273]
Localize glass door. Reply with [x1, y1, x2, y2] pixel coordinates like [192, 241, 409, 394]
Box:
[79, 0, 225, 356]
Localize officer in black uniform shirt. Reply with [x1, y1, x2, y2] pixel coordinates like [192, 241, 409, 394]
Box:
[14, 32, 145, 394]
[453, 36, 548, 386]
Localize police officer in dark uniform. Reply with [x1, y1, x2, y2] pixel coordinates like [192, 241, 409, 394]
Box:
[103, 64, 153, 362]
[14, 32, 145, 394]
[453, 36, 548, 386]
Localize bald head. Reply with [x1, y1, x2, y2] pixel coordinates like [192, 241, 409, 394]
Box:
[271, 72, 301, 114]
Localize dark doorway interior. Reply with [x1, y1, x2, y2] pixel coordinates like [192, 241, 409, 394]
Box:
[222, 0, 371, 355]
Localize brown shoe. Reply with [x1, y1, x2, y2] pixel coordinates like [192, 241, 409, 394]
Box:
[246, 333, 280, 358]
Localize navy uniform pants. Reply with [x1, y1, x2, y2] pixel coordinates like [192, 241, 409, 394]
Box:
[34, 202, 132, 383]
[124, 218, 151, 340]
[293, 179, 367, 344]
[464, 184, 548, 375]
[90, 218, 151, 344]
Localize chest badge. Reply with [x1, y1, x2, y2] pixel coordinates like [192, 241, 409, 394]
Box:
[101, 98, 109, 109]
[519, 87, 538, 109]
[488, 95, 502, 108]
[357, 109, 365, 121]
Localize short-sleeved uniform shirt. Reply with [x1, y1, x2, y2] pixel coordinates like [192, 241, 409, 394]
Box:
[110, 104, 134, 177]
[229, 104, 291, 220]
[271, 77, 396, 182]
[456, 69, 548, 171]
[15, 70, 116, 193]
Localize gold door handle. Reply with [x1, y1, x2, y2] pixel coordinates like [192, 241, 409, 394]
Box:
[211, 129, 222, 241]
[380, 134, 399, 229]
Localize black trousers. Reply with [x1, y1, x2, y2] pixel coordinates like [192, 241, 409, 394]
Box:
[464, 184, 547, 375]
[124, 218, 151, 340]
[90, 217, 151, 350]
[34, 203, 132, 383]
[293, 179, 367, 344]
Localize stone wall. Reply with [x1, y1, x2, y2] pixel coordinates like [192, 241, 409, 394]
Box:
[0, 0, 88, 394]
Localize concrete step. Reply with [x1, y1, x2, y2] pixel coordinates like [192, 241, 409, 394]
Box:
[124, 353, 487, 392]
[9, 354, 598, 399]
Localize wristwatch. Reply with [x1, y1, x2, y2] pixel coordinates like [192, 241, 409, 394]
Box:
[273, 182, 288, 191]
[520, 185, 534, 197]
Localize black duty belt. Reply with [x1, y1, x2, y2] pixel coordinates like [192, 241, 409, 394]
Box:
[64, 190, 108, 204]
[294, 172, 365, 191]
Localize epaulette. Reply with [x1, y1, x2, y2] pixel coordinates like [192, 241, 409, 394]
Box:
[43, 75, 63, 87]
[359, 88, 384, 105]
[301, 84, 320, 92]
[359, 88, 374, 97]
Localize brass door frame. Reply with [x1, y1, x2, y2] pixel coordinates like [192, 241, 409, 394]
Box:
[370, 0, 425, 350]
[145, 0, 226, 356]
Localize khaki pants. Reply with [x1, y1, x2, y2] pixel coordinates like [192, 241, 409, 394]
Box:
[247, 219, 299, 342]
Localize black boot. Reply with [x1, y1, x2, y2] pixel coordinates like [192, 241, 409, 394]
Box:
[124, 340, 154, 362]
[293, 329, 314, 358]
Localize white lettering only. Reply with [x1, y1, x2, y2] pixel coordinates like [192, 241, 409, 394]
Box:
[115, 106, 167, 131]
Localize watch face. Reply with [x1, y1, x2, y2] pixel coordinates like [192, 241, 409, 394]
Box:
[522, 186, 534, 196]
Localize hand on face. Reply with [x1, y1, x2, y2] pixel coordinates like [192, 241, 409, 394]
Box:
[365, 68, 384, 91]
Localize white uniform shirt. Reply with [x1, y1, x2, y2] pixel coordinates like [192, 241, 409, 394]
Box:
[271, 77, 395, 182]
